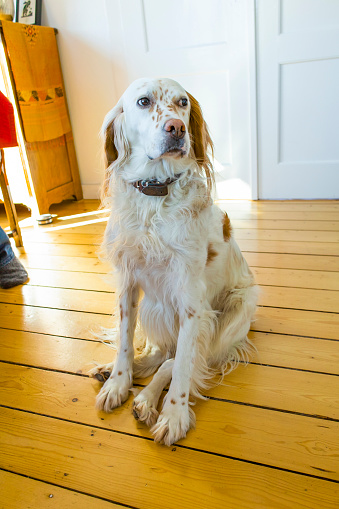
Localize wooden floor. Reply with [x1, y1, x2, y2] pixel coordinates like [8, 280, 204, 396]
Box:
[0, 199, 339, 509]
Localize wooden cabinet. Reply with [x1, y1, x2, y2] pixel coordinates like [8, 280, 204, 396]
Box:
[0, 21, 82, 215]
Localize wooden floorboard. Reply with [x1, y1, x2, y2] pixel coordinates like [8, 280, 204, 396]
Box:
[1, 329, 339, 375]
[2, 301, 338, 340]
[3, 406, 339, 509]
[1, 363, 339, 481]
[0, 199, 339, 508]
[1, 282, 338, 312]
[21, 234, 338, 255]
[0, 470, 124, 509]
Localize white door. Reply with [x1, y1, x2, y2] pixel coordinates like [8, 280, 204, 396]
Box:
[105, 0, 257, 199]
[257, 0, 339, 199]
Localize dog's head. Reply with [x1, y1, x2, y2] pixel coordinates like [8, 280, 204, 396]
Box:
[102, 78, 214, 197]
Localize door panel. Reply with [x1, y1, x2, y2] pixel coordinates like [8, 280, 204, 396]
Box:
[257, 0, 339, 199]
[281, 0, 339, 32]
[105, 0, 256, 199]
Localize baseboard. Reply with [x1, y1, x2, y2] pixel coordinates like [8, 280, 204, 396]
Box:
[81, 184, 101, 200]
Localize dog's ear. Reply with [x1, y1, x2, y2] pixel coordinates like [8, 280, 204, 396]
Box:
[101, 100, 130, 201]
[104, 116, 119, 170]
[187, 92, 215, 193]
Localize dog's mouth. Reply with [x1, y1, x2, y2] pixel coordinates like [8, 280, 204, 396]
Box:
[162, 147, 186, 158]
[147, 139, 188, 160]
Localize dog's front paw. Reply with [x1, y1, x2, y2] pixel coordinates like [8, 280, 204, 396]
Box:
[151, 400, 195, 446]
[89, 362, 114, 383]
[96, 372, 132, 412]
[132, 392, 159, 427]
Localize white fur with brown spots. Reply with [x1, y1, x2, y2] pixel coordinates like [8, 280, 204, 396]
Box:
[90, 78, 258, 446]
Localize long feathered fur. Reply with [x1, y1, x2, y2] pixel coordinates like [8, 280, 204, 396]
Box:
[90, 78, 258, 446]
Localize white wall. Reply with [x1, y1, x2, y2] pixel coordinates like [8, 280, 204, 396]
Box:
[42, 0, 121, 198]
[42, 0, 256, 200]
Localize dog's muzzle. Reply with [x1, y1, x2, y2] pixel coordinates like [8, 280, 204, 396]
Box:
[159, 118, 187, 157]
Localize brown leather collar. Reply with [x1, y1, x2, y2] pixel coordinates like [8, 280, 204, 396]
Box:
[132, 174, 182, 196]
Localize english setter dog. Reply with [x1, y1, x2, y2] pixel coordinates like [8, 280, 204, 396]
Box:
[91, 78, 258, 445]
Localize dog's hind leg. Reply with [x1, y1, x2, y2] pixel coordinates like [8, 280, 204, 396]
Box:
[132, 358, 174, 427]
[89, 362, 114, 382]
[133, 345, 167, 378]
[210, 284, 258, 373]
[89, 345, 166, 382]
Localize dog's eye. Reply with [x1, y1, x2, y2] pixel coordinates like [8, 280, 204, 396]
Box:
[137, 97, 150, 107]
[178, 97, 188, 107]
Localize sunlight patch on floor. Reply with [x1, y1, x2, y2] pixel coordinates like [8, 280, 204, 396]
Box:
[36, 216, 109, 232]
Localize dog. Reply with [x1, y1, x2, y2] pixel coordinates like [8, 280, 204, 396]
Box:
[90, 78, 258, 446]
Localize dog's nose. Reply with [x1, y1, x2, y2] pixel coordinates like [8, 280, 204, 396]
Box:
[163, 119, 186, 140]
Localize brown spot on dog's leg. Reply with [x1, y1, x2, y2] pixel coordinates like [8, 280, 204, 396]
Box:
[171, 399, 176, 404]
[181, 393, 186, 398]
[206, 242, 218, 266]
[186, 307, 196, 319]
[222, 212, 232, 241]
[118, 371, 122, 376]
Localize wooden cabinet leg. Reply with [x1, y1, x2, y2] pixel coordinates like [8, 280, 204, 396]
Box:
[0, 149, 23, 247]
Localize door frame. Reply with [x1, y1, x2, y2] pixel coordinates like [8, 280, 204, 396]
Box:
[248, 0, 258, 200]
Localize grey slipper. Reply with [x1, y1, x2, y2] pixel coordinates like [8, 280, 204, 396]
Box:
[0, 256, 29, 289]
